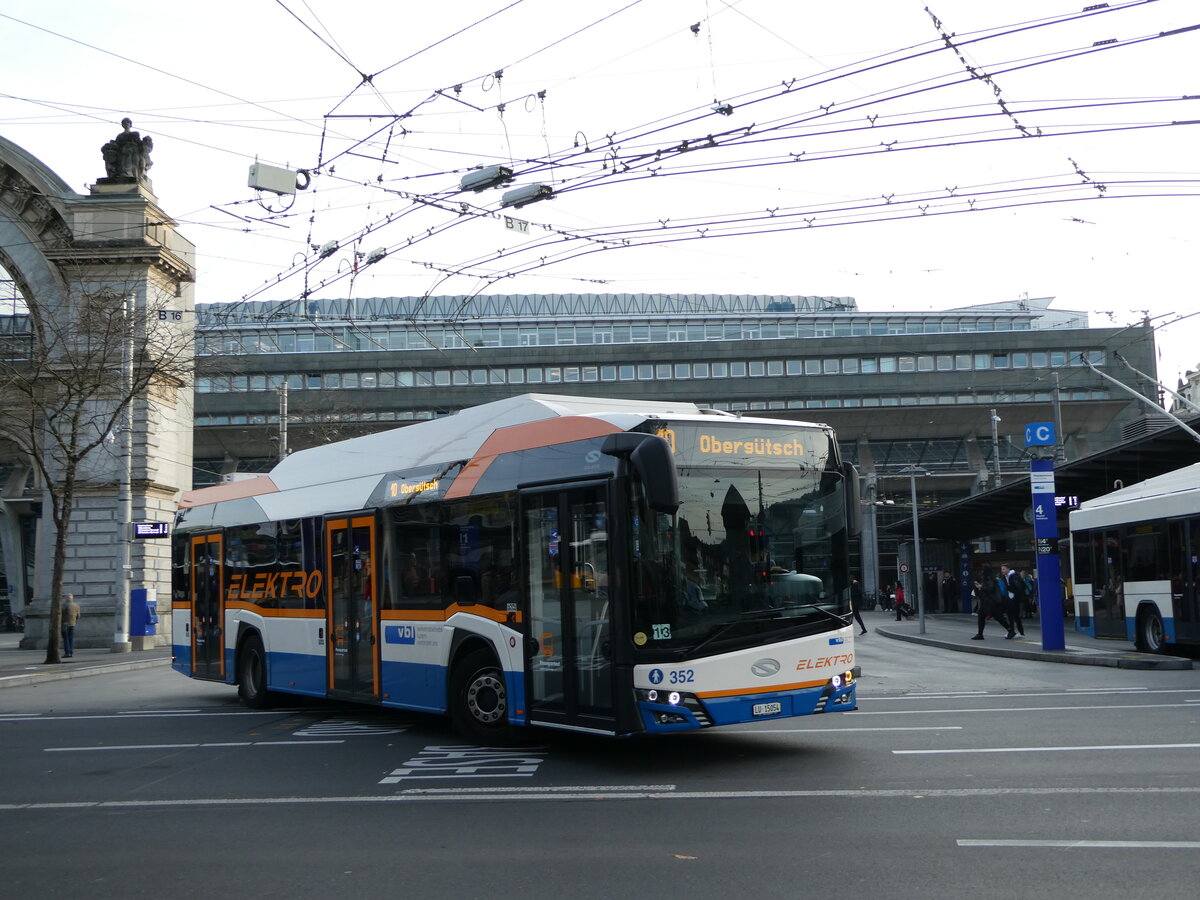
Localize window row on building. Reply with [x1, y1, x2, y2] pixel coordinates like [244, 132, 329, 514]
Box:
[198, 348, 1107, 395]
[197, 314, 1042, 356]
[195, 389, 1112, 428]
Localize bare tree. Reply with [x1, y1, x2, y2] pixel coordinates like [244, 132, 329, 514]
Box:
[0, 273, 193, 663]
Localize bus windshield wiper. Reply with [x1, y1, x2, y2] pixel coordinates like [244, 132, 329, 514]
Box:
[683, 622, 745, 658]
[790, 604, 852, 628]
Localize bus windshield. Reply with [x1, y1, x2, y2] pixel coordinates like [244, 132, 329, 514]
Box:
[630, 421, 849, 654]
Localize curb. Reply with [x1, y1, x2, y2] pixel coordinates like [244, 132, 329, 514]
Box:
[874, 626, 1192, 670]
[0, 656, 172, 689]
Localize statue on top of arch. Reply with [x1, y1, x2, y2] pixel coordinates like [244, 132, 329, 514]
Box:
[100, 118, 153, 181]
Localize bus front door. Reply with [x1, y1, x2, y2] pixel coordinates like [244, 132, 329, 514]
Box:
[1174, 518, 1200, 641]
[523, 484, 616, 733]
[190, 534, 224, 680]
[326, 516, 379, 701]
[1093, 529, 1126, 639]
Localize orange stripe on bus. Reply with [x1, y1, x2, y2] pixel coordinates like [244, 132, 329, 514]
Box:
[380, 606, 521, 624]
[444, 416, 622, 499]
[696, 679, 828, 699]
[226, 602, 326, 618]
[179, 475, 279, 508]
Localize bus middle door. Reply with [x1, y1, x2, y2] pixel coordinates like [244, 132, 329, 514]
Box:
[190, 533, 225, 680]
[522, 483, 616, 734]
[326, 515, 379, 700]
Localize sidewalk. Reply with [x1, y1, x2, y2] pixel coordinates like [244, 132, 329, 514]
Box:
[871, 611, 1193, 670]
[0, 630, 172, 689]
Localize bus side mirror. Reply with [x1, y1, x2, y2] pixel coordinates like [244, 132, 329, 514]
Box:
[602, 432, 679, 514]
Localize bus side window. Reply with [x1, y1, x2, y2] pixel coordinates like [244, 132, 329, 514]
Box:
[385, 507, 443, 609]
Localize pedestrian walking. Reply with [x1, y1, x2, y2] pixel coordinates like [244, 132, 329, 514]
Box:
[970, 565, 1012, 640]
[850, 578, 867, 635]
[1022, 570, 1038, 617]
[1000, 564, 1026, 636]
[61, 592, 80, 658]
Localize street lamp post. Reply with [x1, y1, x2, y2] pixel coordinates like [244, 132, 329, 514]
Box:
[900, 466, 930, 634]
[990, 409, 1002, 489]
[861, 474, 879, 601]
[859, 480, 895, 606]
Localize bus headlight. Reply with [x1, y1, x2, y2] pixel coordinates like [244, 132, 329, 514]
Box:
[831, 675, 842, 689]
[668, 691, 681, 706]
[647, 689, 658, 702]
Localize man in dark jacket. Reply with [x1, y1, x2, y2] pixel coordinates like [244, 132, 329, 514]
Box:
[850, 578, 867, 635]
[971, 565, 1012, 640]
[1001, 564, 1026, 637]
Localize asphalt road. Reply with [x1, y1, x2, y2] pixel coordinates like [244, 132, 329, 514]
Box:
[2, 631, 1198, 900]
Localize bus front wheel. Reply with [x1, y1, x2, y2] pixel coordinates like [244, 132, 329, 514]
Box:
[1135, 607, 1165, 654]
[237, 634, 273, 708]
[450, 648, 516, 744]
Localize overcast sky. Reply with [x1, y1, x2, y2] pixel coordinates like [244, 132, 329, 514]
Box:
[3, 0, 1197, 389]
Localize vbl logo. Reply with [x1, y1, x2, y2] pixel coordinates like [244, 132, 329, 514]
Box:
[386, 624, 417, 644]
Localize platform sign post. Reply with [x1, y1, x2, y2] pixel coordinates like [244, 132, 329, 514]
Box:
[1026, 422, 1065, 651]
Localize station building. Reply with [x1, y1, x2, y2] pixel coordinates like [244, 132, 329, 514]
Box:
[192, 292, 1161, 602]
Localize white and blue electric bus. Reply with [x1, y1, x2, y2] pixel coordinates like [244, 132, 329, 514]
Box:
[172, 394, 860, 740]
[1069, 462, 1200, 653]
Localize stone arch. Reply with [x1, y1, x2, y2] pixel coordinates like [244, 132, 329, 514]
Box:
[0, 137, 75, 318]
[0, 131, 196, 649]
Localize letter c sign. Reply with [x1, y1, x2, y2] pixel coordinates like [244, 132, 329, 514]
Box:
[1024, 422, 1056, 447]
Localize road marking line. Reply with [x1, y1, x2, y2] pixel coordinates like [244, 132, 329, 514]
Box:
[382, 773, 538, 780]
[403, 785, 676, 794]
[717, 726, 964, 734]
[854, 702, 1189, 716]
[45, 740, 344, 752]
[862, 689, 1198, 702]
[6, 785, 1200, 811]
[5, 711, 304, 722]
[958, 840, 1200, 849]
[895, 742, 1200, 756]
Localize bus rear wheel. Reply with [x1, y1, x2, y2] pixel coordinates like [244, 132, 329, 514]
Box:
[1135, 607, 1165, 654]
[450, 648, 516, 744]
[237, 634, 273, 708]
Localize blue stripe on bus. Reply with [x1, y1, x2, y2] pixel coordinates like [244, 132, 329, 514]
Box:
[266, 650, 327, 696]
[183, 648, 527, 718]
[374, 662, 526, 723]
[379, 660, 447, 712]
[506, 670, 527, 724]
[1125, 614, 1176, 645]
[638, 682, 856, 733]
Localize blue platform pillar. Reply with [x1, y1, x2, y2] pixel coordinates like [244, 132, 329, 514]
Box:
[1027, 426, 1066, 651]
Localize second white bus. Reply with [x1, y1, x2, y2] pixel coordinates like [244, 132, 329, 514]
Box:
[1068, 462, 1200, 652]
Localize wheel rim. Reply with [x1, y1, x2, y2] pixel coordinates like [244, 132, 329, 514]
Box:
[244, 648, 262, 694]
[465, 668, 506, 726]
[1146, 616, 1163, 651]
